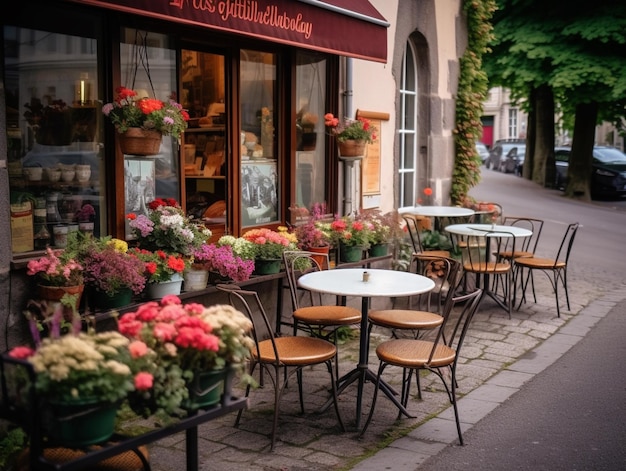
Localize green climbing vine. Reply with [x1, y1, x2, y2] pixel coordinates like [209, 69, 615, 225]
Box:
[451, 0, 497, 205]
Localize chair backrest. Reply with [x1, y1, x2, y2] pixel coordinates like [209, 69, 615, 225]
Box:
[402, 214, 425, 254]
[502, 217, 544, 255]
[428, 288, 483, 366]
[414, 255, 461, 313]
[216, 284, 278, 362]
[283, 250, 326, 311]
[471, 202, 503, 224]
[554, 222, 580, 265]
[455, 229, 516, 274]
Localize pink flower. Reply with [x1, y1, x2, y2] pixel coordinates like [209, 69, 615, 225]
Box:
[129, 340, 149, 358]
[134, 372, 154, 390]
[9, 346, 35, 359]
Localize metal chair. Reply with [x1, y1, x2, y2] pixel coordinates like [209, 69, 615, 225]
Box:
[216, 284, 345, 450]
[498, 216, 544, 260]
[282, 250, 361, 381]
[515, 222, 580, 318]
[367, 255, 461, 403]
[452, 229, 517, 317]
[402, 214, 450, 274]
[359, 289, 483, 446]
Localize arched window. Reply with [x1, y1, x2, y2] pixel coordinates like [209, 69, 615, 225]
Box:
[398, 41, 418, 209]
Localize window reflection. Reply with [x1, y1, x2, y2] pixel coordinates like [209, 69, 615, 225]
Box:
[295, 52, 327, 213]
[240, 50, 278, 226]
[4, 25, 103, 253]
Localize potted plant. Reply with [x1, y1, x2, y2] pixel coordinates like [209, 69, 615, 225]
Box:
[129, 248, 188, 299]
[6, 317, 148, 447]
[102, 86, 190, 155]
[118, 295, 254, 418]
[189, 243, 255, 287]
[26, 247, 84, 313]
[296, 109, 319, 151]
[240, 228, 297, 275]
[79, 237, 146, 309]
[324, 112, 377, 157]
[329, 216, 372, 263]
[126, 197, 211, 257]
[358, 209, 395, 257]
[23, 97, 72, 146]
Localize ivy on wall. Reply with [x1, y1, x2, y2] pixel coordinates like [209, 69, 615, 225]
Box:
[451, 0, 497, 205]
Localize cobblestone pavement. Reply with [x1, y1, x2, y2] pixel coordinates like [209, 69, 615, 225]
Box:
[128, 263, 625, 471]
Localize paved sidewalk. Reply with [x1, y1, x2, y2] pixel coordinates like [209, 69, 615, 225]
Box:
[133, 264, 626, 471]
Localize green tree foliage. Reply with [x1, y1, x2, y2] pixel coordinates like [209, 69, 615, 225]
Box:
[451, 0, 497, 205]
[484, 0, 626, 199]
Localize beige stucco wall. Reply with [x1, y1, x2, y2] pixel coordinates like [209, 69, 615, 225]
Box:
[349, 0, 464, 213]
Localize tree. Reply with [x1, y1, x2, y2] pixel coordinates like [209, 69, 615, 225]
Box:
[484, 0, 626, 200]
[451, 0, 497, 206]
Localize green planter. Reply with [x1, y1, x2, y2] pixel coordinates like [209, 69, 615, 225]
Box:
[93, 287, 133, 310]
[369, 243, 389, 257]
[184, 368, 228, 410]
[254, 258, 282, 275]
[46, 399, 118, 447]
[339, 243, 365, 263]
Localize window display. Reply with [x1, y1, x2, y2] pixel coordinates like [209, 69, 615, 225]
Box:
[4, 25, 104, 253]
[240, 50, 279, 227]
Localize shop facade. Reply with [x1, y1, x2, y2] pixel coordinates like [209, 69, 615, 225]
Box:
[0, 0, 466, 349]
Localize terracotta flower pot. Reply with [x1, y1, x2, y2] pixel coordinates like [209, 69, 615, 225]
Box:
[338, 139, 366, 157]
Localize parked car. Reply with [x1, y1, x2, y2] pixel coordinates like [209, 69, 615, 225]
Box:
[476, 141, 490, 164]
[555, 146, 626, 198]
[485, 139, 526, 172]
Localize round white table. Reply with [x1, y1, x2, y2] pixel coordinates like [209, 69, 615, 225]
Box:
[445, 223, 532, 313]
[445, 223, 532, 238]
[298, 268, 435, 428]
[403, 206, 475, 218]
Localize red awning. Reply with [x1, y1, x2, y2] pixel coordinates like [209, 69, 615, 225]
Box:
[71, 0, 388, 63]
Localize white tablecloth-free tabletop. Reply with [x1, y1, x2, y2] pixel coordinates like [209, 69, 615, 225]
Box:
[445, 223, 532, 238]
[401, 206, 475, 218]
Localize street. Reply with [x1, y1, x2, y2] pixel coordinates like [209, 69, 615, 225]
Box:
[416, 169, 626, 470]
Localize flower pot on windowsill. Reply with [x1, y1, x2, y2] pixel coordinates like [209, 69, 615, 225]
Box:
[117, 128, 162, 156]
[253, 258, 282, 276]
[305, 244, 330, 269]
[38, 284, 84, 312]
[338, 243, 365, 263]
[145, 273, 183, 299]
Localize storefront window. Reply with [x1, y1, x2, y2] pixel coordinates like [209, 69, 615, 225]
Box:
[240, 50, 278, 227]
[119, 29, 179, 239]
[295, 52, 327, 212]
[5, 25, 103, 254]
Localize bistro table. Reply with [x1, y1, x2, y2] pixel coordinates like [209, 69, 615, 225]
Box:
[445, 223, 532, 311]
[400, 205, 475, 231]
[298, 268, 435, 429]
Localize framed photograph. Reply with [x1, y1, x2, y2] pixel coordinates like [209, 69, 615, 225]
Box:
[124, 158, 156, 239]
[241, 160, 278, 226]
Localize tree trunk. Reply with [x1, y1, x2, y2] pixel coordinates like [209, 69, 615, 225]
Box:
[565, 102, 598, 200]
[531, 85, 555, 187]
[522, 87, 536, 180]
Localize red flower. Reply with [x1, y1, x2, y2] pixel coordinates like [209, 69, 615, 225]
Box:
[138, 98, 164, 115]
[115, 86, 136, 101]
[424, 187, 433, 196]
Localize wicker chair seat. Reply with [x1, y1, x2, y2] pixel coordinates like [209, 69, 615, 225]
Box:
[375, 339, 456, 369]
[293, 305, 361, 326]
[254, 336, 337, 366]
[368, 309, 443, 331]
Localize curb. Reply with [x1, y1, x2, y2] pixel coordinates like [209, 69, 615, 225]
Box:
[350, 284, 626, 470]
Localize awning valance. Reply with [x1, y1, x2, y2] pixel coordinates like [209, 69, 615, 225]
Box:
[71, 0, 389, 63]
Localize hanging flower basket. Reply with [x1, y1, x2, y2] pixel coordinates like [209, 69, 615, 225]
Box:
[118, 128, 162, 156]
[338, 139, 366, 158]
